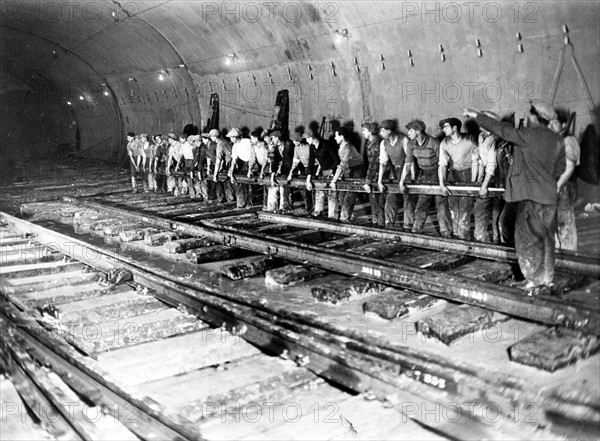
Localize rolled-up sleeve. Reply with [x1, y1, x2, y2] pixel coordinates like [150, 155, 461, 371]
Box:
[379, 140, 389, 163]
[438, 140, 449, 168]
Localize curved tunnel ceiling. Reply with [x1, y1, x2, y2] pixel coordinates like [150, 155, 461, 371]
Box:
[1, 1, 599, 160]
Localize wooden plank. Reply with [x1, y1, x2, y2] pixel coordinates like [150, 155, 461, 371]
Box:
[131, 355, 303, 411]
[20, 284, 126, 307]
[363, 290, 444, 321]
[1, 271, 99, 294]
[220, 256, 285, 280]
[312, 279, 388, 305]
[196, 365, 319, 424]
[417, 304, 510, 345]
[449, 259, 514, 283]
[67, 308, 206, 354]
[348, 241, 411, 258]
[0, 260, 85, 279]
[103, 222, 145, 237]
[144, 231, 183, 246]
[265, 265, 327, 286]
[0, 237, 33, 246]
[119, 226, 162, 242]
[401, 251, 476, 271]
[320, 236, 372, 249]
[509, 327, 600, 372]
[186, 246, 254, 264]
[0, 230, 22, 239]
[56, 291, 167, 322]
[203, 381, 351, 440]
[97, 329, 260, 386]
[89, 218, 120, 231]
[163, 237, 216, 254]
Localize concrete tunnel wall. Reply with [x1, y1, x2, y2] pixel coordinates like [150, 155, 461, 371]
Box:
[1, 1, 599, 200]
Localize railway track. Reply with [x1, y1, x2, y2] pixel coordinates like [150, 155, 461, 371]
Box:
[2, 189, 599, 440]
[0, 215, 439, 441]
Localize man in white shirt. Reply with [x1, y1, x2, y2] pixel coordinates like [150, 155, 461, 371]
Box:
[473, 112, 499, 242]
[227, 127, 256, 208]
[438, 117, 478, 239]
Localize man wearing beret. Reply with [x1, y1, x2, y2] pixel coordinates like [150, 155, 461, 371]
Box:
[438, 117, 478, 239]
[399, 120, 451, 236]
[463, 103, 566, 288]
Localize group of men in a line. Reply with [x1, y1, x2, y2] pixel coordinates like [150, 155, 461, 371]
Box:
[126, 101, 579, 289]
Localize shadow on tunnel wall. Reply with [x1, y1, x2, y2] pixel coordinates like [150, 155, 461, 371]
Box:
[0, 91, 76, 160]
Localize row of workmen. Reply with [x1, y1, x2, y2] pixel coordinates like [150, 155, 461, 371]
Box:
[127, 104, 579, 289]
[126, 118, 503, 241]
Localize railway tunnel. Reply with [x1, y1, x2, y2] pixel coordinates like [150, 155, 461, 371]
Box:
[1, 1, 600, 440]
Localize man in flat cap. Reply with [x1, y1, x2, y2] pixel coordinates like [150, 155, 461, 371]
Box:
[399, 120, 451, 235]
[438, 117, 478, 239]
[464, 103, 565, 288]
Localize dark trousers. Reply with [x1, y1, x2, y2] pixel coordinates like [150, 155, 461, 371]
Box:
[302, 188, 314, 214]
[447, 169, 474, 239]
[403, 194, 416, 229]
[474, 196, 493, 242]
[515, 200, 557, 285]
[370, 193, 385, 227]
[413, 169, 451, 236]
[383, 193, 399, 227]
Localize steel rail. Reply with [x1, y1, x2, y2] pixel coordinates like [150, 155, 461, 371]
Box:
[257, 212, 600, 277]
[0, 305, 204, 441]
[3, 211, 594, 439]
[63, 199, 600, 335]
[174, 172, 505, 196]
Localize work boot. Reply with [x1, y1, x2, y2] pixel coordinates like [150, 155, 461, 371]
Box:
[131, 177, 137, 193]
